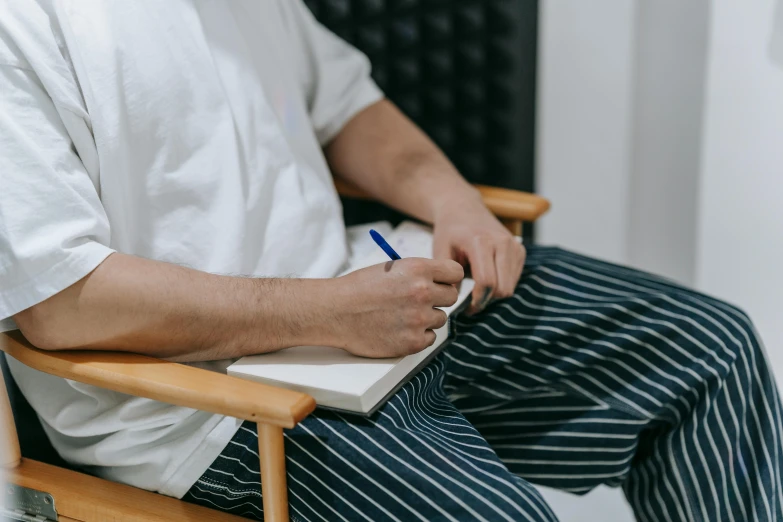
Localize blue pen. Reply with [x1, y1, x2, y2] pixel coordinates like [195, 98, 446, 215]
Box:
[369, 229, 401, 260]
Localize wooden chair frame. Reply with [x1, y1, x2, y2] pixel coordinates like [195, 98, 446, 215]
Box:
[0, 180, 549, 522]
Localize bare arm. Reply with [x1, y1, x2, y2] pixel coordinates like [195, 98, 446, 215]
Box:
[325, 99, 527, 313]
[325, 99, 483, 224]
[14, 252, 462, 361]
[13, 253, 333, 362]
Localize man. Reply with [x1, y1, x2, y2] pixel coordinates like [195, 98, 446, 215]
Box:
[0, 1, 780, 521]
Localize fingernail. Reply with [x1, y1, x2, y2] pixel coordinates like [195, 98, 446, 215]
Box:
[477, 287, 493, 311]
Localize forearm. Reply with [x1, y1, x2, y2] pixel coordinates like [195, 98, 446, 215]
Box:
[13, 253, 333, 362]
[325, 99, 485, 224]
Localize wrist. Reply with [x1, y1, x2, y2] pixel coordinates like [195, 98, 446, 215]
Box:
[431, 185, 484, 223]
[249, 277, 338, 350]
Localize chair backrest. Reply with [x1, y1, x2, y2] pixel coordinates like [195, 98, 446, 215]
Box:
[305, 0, 540, 239]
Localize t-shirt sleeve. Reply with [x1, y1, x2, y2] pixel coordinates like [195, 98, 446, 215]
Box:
[0, 65, 114, 330]
[279, 0, 385, 146]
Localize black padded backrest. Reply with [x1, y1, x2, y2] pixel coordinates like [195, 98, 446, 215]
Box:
[305, 0, 539, 239]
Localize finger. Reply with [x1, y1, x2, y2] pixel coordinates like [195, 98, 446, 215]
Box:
[432, 236, 453, 260]
[468, 287, 492, 316]
[494, 238, 525, 299]
[424, 329, 437, 348]
[404, 329, 438, 355]
[517, 241, 527, 282]
[464, 236, 498, 312]
[429, 259, 465, 285]
[431, 282, 459, 308]
[426, 309, 448, 330]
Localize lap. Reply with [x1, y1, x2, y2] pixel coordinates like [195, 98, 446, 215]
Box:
[447, 245, 758, 420]
[186, 357, 556, 522]
[446, 246, 782, 518]
[185, 246, 781, 522]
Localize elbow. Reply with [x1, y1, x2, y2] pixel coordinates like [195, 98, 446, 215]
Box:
[13, 302, 76, 351]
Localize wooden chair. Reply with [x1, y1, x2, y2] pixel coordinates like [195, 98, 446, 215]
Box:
[0, 180, 549, 522]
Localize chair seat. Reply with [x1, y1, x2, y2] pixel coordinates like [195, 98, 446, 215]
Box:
[7, 458, 247, 522]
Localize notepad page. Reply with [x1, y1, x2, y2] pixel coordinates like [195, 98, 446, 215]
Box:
[352, 221, 437, 268]
[342, 221, 395, 274]
[340, 221, 436, 275]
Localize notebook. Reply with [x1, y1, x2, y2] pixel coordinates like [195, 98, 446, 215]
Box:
[227, 221, 475, 415]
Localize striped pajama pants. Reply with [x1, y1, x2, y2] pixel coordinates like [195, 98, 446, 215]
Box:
[184, 246, 783, 521]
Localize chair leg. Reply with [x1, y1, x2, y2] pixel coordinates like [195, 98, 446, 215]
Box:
[257, 423, 289, 521]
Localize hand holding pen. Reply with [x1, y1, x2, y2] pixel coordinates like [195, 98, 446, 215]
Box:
[324, 230, 464, 358]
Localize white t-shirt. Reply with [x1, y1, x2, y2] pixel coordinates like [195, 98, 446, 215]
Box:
[0, 0, 382, 498]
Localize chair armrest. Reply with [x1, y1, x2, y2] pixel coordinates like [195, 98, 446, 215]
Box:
[0, 331, 315, 429]
[473, 184, 551, 223]
[333, 178, 551, 223]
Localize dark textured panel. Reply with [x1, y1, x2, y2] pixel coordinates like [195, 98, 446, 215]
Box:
[304, 0, 539, 240]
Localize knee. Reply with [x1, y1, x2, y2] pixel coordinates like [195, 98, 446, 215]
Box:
[647, 291, 781, 421]
[680, 295, 769, 383]
[643, 289, 760, 376]
[706, 302, 758, 366]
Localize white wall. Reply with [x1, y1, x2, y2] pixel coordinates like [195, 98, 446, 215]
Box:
[696, 0, 783, 372]
[536, 0, 637, 265]
[537, 1, 711, 288]
[773, 0, 783, 67]
[538, 0, 781, 318]
[627, 1, 710, 284]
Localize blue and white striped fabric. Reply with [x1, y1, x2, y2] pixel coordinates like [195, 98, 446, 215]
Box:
[184, 246, 783, 521]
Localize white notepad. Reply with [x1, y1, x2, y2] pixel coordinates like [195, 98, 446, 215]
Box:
[227, 222, 475, 415]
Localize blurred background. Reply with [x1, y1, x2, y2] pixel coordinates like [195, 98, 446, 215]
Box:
[308, 0, 782, 519]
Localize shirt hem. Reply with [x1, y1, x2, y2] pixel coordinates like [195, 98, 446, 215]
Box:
[158, 415, 244, 499]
